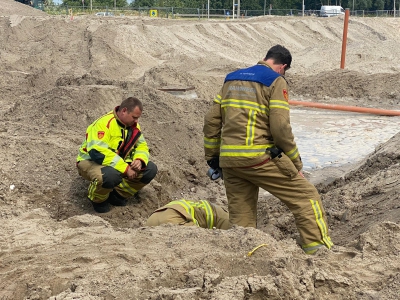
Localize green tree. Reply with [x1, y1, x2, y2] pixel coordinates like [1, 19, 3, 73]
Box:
[385, 0, 396, 9]
[131, 0, 155, 7]
[373, 0, 384, 9]
[356, 0, 372, 9]
[63, 0, 128, 7]
[240, 0, 263, 10]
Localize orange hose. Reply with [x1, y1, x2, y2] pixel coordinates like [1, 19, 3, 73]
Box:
[288, 100, 400, 116]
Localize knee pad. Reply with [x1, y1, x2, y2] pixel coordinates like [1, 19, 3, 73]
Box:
[101, 166, 123, 189]
[141, 161, 158, 184]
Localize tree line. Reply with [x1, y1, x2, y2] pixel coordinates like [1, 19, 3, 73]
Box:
[59, 0, 398, 11]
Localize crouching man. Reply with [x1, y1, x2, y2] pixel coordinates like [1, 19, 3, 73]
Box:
[76, 96, 157, 213]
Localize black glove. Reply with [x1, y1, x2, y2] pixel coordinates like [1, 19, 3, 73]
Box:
[207, 157, 220, 169]
[267, 147, 283, 159]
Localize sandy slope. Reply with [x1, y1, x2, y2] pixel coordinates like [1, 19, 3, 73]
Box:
[0, 1, 399, 299]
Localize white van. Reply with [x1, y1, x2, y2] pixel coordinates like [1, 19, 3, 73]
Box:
[95, 12, 114, 17]
[320, 6, 345, 17]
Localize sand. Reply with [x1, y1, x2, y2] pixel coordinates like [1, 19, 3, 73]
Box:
[1, 1, 399, 299]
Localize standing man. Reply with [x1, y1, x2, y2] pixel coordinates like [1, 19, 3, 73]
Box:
[203, 45, 333, 254]
[146, 199, 229, 230]
[77, 96, 157, 213]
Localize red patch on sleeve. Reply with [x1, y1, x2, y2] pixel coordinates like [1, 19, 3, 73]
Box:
[283, 89, 289, 101]
[97, 131, 105, 139]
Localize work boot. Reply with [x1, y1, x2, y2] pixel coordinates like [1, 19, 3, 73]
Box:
[311, 246, 331, 256]
[91, 200, 110, 213]
[108, 190, 127, 206]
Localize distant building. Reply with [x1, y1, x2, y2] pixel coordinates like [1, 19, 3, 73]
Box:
[15, 0, 44, 10]
[15, 0, 32, 5]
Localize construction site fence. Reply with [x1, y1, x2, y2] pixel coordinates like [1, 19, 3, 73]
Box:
[44, 5, 400, 19]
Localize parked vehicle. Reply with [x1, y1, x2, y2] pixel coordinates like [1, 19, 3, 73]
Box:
[320, 6, 345, 17]
[95, 12, 114, 16]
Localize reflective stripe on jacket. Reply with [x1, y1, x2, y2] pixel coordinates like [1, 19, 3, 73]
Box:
[76, 107, 150, 174]
[203, 61, 302, 170]
[160, 199, 215, 229]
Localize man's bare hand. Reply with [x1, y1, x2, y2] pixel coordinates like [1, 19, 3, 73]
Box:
[130, 159, 142, 171]
[126, 168, 137, 180]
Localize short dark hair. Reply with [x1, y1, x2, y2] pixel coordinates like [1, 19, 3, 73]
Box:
[265, 45, 292, 71]
[119, 97, 143, 112]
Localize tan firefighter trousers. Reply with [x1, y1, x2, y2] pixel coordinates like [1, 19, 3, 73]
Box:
[222, 154, 333, 253]
[146, 208, 195, 227]
[77, 160, 157, 203]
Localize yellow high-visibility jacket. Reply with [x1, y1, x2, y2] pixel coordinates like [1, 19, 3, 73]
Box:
[77, 107, 150, 174]
[203, 61, 302, 170]
[153, 199, 230, 230]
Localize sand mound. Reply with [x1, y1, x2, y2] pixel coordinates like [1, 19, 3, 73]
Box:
[0, 1, 399, 298]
